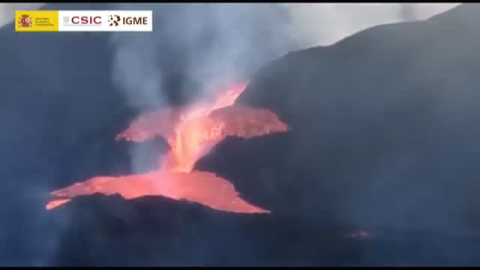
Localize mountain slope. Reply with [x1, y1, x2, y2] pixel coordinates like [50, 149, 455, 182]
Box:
[235, 3, 480, 233]
[2, 3, 480, 266]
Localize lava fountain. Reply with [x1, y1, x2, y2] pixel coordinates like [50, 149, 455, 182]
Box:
[46, 83, 288, 214]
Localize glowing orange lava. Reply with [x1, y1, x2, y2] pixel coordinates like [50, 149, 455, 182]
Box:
[46, 83, 288, 214]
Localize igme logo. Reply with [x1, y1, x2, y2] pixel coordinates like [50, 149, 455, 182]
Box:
[108, 14, 149, 26]
[108, 15, 120, 26]
[122, 16, 149, 25]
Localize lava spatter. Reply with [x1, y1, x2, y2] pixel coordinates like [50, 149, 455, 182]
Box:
[47, 83, 288, 214]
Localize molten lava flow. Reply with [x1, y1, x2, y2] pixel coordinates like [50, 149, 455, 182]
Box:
[47, 82, 288, 214]
[46, 171, 268, 214]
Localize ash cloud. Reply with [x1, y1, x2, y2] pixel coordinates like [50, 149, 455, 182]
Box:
[109, 3, 459, 111]
[0, 2, 465, 266]
[109, 4, 296, 173]
[108, 3, 458, 174]
[109, 4, 294, 110]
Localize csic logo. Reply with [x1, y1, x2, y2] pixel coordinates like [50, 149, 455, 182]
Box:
[18, 14, 33, 28]
[63, 15, 102, 26]
[108, 14, 149, 27]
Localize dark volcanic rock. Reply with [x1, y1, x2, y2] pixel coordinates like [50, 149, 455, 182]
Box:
[233, 3, 480, 233]
[2, 3, 480, 266]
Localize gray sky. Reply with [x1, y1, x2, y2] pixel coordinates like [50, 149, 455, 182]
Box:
[284, 3, 460, 46]
[0, 3, 44, 26]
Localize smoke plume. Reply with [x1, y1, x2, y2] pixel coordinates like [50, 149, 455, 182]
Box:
[0, 3, 460, 175]
[108, 3, 296, 173]
[107, 3, 459, 174]
[109, 3, 460, 110]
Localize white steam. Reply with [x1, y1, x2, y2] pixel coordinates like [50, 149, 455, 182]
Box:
[109, 3, 460, 111]
[110, 32, 164, 110]
[107, 3, 459, 173]
[110, 4, 294, 110]
[109, 3, 296, 173]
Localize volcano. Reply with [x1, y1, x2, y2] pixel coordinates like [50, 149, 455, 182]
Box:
[3, 3, 480, 267]
[46, 83, 288, 213]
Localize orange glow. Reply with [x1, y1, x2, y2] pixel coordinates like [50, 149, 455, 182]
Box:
[46, 198, 71, 210]
[46, 83, 288, 214]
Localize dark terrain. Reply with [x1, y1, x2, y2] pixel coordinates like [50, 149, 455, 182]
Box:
[2, 3, 480, 266]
